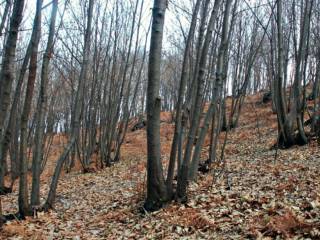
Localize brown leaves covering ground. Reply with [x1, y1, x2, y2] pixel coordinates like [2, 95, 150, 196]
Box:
[1, 93, 320, 239]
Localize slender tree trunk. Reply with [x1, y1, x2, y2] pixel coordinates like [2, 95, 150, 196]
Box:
[166, 0, 202, 198]
[69, 0, 94, 170]
[312, 51, 320, 133]
[18, 0, 42, 216]
[31, 0, 58, 207]
[274, 0, 295, 148]
[291, 0, 312, 145]
[44, 0, 94, 210]
[189, 0, 233, 181]
[0, 197, 3, 227]
[186, 0, 210, 120]
[0, 0, 12, 36]
[176, 0, 222, 202]
[274, 0, 312, 147]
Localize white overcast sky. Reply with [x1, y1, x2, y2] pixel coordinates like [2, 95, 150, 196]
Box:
[16, 0, 262, 53]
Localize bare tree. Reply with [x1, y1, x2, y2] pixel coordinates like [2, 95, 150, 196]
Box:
[31, 0, 58, 207]
[44, 0, 94, 210]
[176, 0, 222, 202]
[274, 0, 313, 148]
[0, 0, 25, 192]
[166, 0, 202, 198]
[144, 0, 169, 211]
[18, 0, 42, 217]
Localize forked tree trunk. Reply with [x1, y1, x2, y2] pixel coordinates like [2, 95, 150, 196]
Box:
[18, 0, 42, 216]
[166, 0, 202, 198]
[187, 0, 211, 119]
[31, 0, 58, 207]
[176, 0, 222, 202]
[274, 0, 312, 148]
[274, 0, 295, 148]
[189, 0, 233, 181]
[69, 0, 94, 170]
[0, 0, 25, 191]
[290, 0, 312, 145]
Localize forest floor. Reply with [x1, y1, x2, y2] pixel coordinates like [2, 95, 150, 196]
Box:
[1, 93, 320, 239]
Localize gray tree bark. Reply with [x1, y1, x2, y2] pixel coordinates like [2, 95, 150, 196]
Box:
[31, 0, 58, 207]
[44, 0, 94, 210]
[144, 0, 168, 212]
[176, 0, 222, 202]
[166, 0, 202, 198]
[0, 0, 25, 191]
[18, 0, 42, 216]
[189, 0, 234, 181]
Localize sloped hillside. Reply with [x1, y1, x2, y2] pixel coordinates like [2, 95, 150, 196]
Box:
[1, 93, 320, 239]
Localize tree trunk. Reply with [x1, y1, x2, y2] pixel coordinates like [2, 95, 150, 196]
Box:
[18, 0, 42, 216]
[176, 0, 222, 202]
[69, 0, 94, 171]
[312, 50, 320, 133]
[144, 0, 168, 212]
[166, 0, 202, 198]
[0, 0, 25, 191]
[274, 0, 295, 148]
[189, 0, 233, 181]
[31, 0, 58, 207]
[43, 138, 75, 210]
[43, 0, 94, 210]
[0, 41, 32, 195]
[274, 0, 312, 148]
[0, 0, 12, 36]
